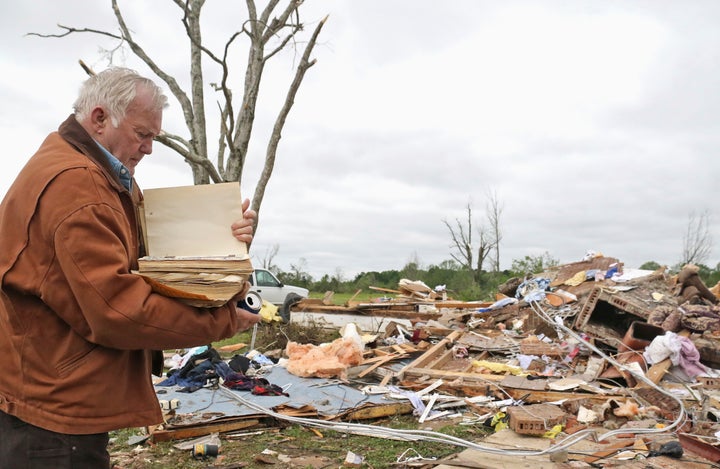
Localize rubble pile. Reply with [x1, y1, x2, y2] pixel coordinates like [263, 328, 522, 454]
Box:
[289, 255, 720, 465]
[150, 255, 720, 467]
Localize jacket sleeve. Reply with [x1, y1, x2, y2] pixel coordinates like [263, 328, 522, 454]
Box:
[39, 172, 240, 350]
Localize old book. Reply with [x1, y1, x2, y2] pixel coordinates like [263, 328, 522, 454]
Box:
[135, 182, 253, 307]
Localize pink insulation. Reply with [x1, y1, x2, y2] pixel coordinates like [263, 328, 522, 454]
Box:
[285, 337, 364, 379]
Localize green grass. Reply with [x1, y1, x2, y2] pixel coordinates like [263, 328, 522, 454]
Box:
[110, 415, 490, 468]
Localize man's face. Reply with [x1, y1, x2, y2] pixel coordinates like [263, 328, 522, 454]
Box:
[99, 88, 162, 175]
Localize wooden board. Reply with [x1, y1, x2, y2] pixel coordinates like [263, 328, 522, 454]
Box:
[149, 418, 261, 442]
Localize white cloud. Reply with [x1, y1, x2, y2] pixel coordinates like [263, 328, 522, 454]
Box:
[1, 0, 719, 281]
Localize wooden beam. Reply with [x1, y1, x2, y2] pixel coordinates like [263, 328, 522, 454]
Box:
[339, 402, 414, 420]
[149, 418, 262, 442]
[640, 358, 672, 385]
[426, 348, 455, 370]
[358, 354, 405, 378]
[402, 368, 507, 383]
[583, 439, 636, 463]
[368, 286, 402, 294]
[396, 329, 462, 380]
[346, 289, 362, 305]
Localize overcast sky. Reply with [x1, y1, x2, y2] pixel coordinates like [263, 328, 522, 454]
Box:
[1, 1, 718, 280]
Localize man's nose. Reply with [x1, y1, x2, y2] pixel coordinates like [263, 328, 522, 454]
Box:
[140, 139, 153, 155]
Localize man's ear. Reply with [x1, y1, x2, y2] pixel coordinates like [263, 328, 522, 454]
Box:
[89, 106, 108, 134]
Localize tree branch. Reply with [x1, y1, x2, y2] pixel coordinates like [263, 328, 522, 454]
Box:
[111, 0, 195, 141]
[155, 133, 222, 182]
[26, 24, 122, 40]
[251, 14, 326, 227]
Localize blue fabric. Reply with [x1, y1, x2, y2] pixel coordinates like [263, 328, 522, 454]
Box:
[477, 297, 519, 312]
[94, 141, 133, 191]
[515, 278, 551, 302]
[157, 357, 235, 391]
[157, 361, 212, 389]
[585, 269, 600, 279]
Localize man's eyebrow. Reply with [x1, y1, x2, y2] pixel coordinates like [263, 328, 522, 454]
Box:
[134, 126, 157, 138]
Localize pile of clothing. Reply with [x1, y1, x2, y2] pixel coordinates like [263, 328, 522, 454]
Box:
[157, 345, 287, 396]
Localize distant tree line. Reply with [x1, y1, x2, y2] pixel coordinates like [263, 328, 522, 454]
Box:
[275, 259, 511, 301]
[268, 253, 720, 303]
[271, 251, 557, 301]
[267, 205, 717, 302]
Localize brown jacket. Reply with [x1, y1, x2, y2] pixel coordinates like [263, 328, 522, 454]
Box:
[0, 116, 239, 434]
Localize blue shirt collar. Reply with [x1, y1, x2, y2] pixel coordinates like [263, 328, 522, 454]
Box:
[95, 141, 133, 191]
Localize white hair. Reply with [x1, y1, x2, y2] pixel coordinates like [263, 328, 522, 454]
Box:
[73, 67, 168, 127]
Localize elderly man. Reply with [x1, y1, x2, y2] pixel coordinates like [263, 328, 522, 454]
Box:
[0, 67, 260, 468]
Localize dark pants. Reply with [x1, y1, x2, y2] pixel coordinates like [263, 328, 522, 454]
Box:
[0, 410, 110, 469]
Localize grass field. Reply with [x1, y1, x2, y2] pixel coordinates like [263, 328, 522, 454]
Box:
[110, 413, 487, 468]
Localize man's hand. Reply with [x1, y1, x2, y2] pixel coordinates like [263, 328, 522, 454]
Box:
[234, 305, 262, 332]
[238, 278, 251, 299]
[232, 281, 261, 331]
[231, 198, 256, 244]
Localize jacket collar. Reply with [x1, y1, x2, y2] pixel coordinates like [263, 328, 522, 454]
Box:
[58, 114, 126, 192]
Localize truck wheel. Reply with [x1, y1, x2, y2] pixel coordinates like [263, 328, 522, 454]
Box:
[279, 292, 304, 324]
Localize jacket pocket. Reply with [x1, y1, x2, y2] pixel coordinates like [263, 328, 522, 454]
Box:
[55, 343, 97, 378]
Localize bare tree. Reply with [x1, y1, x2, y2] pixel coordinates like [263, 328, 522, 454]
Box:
[259, 243, 280, 271]
[288, 257, 310, 283]
[443, 202, 492, 277]
[332, 267, 345, 284]
[486, 189, 503, 272]
[443, 203, 473, 271]
[29, 0, 327, 246]
[681, 209, 713, 266]
[401, 251, 422, 280]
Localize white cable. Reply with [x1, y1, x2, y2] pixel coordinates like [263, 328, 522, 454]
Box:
[218, 385, 605, 456]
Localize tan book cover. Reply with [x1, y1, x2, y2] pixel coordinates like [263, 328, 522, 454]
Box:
[135, 182, 253, 306]
[141, 182, 249, 258]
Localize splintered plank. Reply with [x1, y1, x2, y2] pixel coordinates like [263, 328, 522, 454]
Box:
[396, 330, 463, 379]
[402, 368, 507, 383]
[346, 289, 362, 305]
[149, 418, 262, 442]
[338, 402, 414, 421]
[358, 354, 405, 378]
[368, 286, 402, 294]
[641, 358, 672, 385]
[583, 439, 636, 463]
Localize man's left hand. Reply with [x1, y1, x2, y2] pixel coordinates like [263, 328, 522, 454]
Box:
[231, 198, 256, 244]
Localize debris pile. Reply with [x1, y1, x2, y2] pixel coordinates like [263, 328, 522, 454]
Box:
[146, 254, 720, 467]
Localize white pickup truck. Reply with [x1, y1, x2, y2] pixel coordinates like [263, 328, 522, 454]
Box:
[247, 268, 309, 322]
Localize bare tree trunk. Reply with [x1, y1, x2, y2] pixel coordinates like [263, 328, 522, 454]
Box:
[475, 229, 490, 274]
[185, 0, 210, 184]
[486, 189, 504, 272]
[443, 203, 474, 271]
[444, 202, 493, 280]
[682, 209, 712, 266]
[261, 244, 280, 270]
